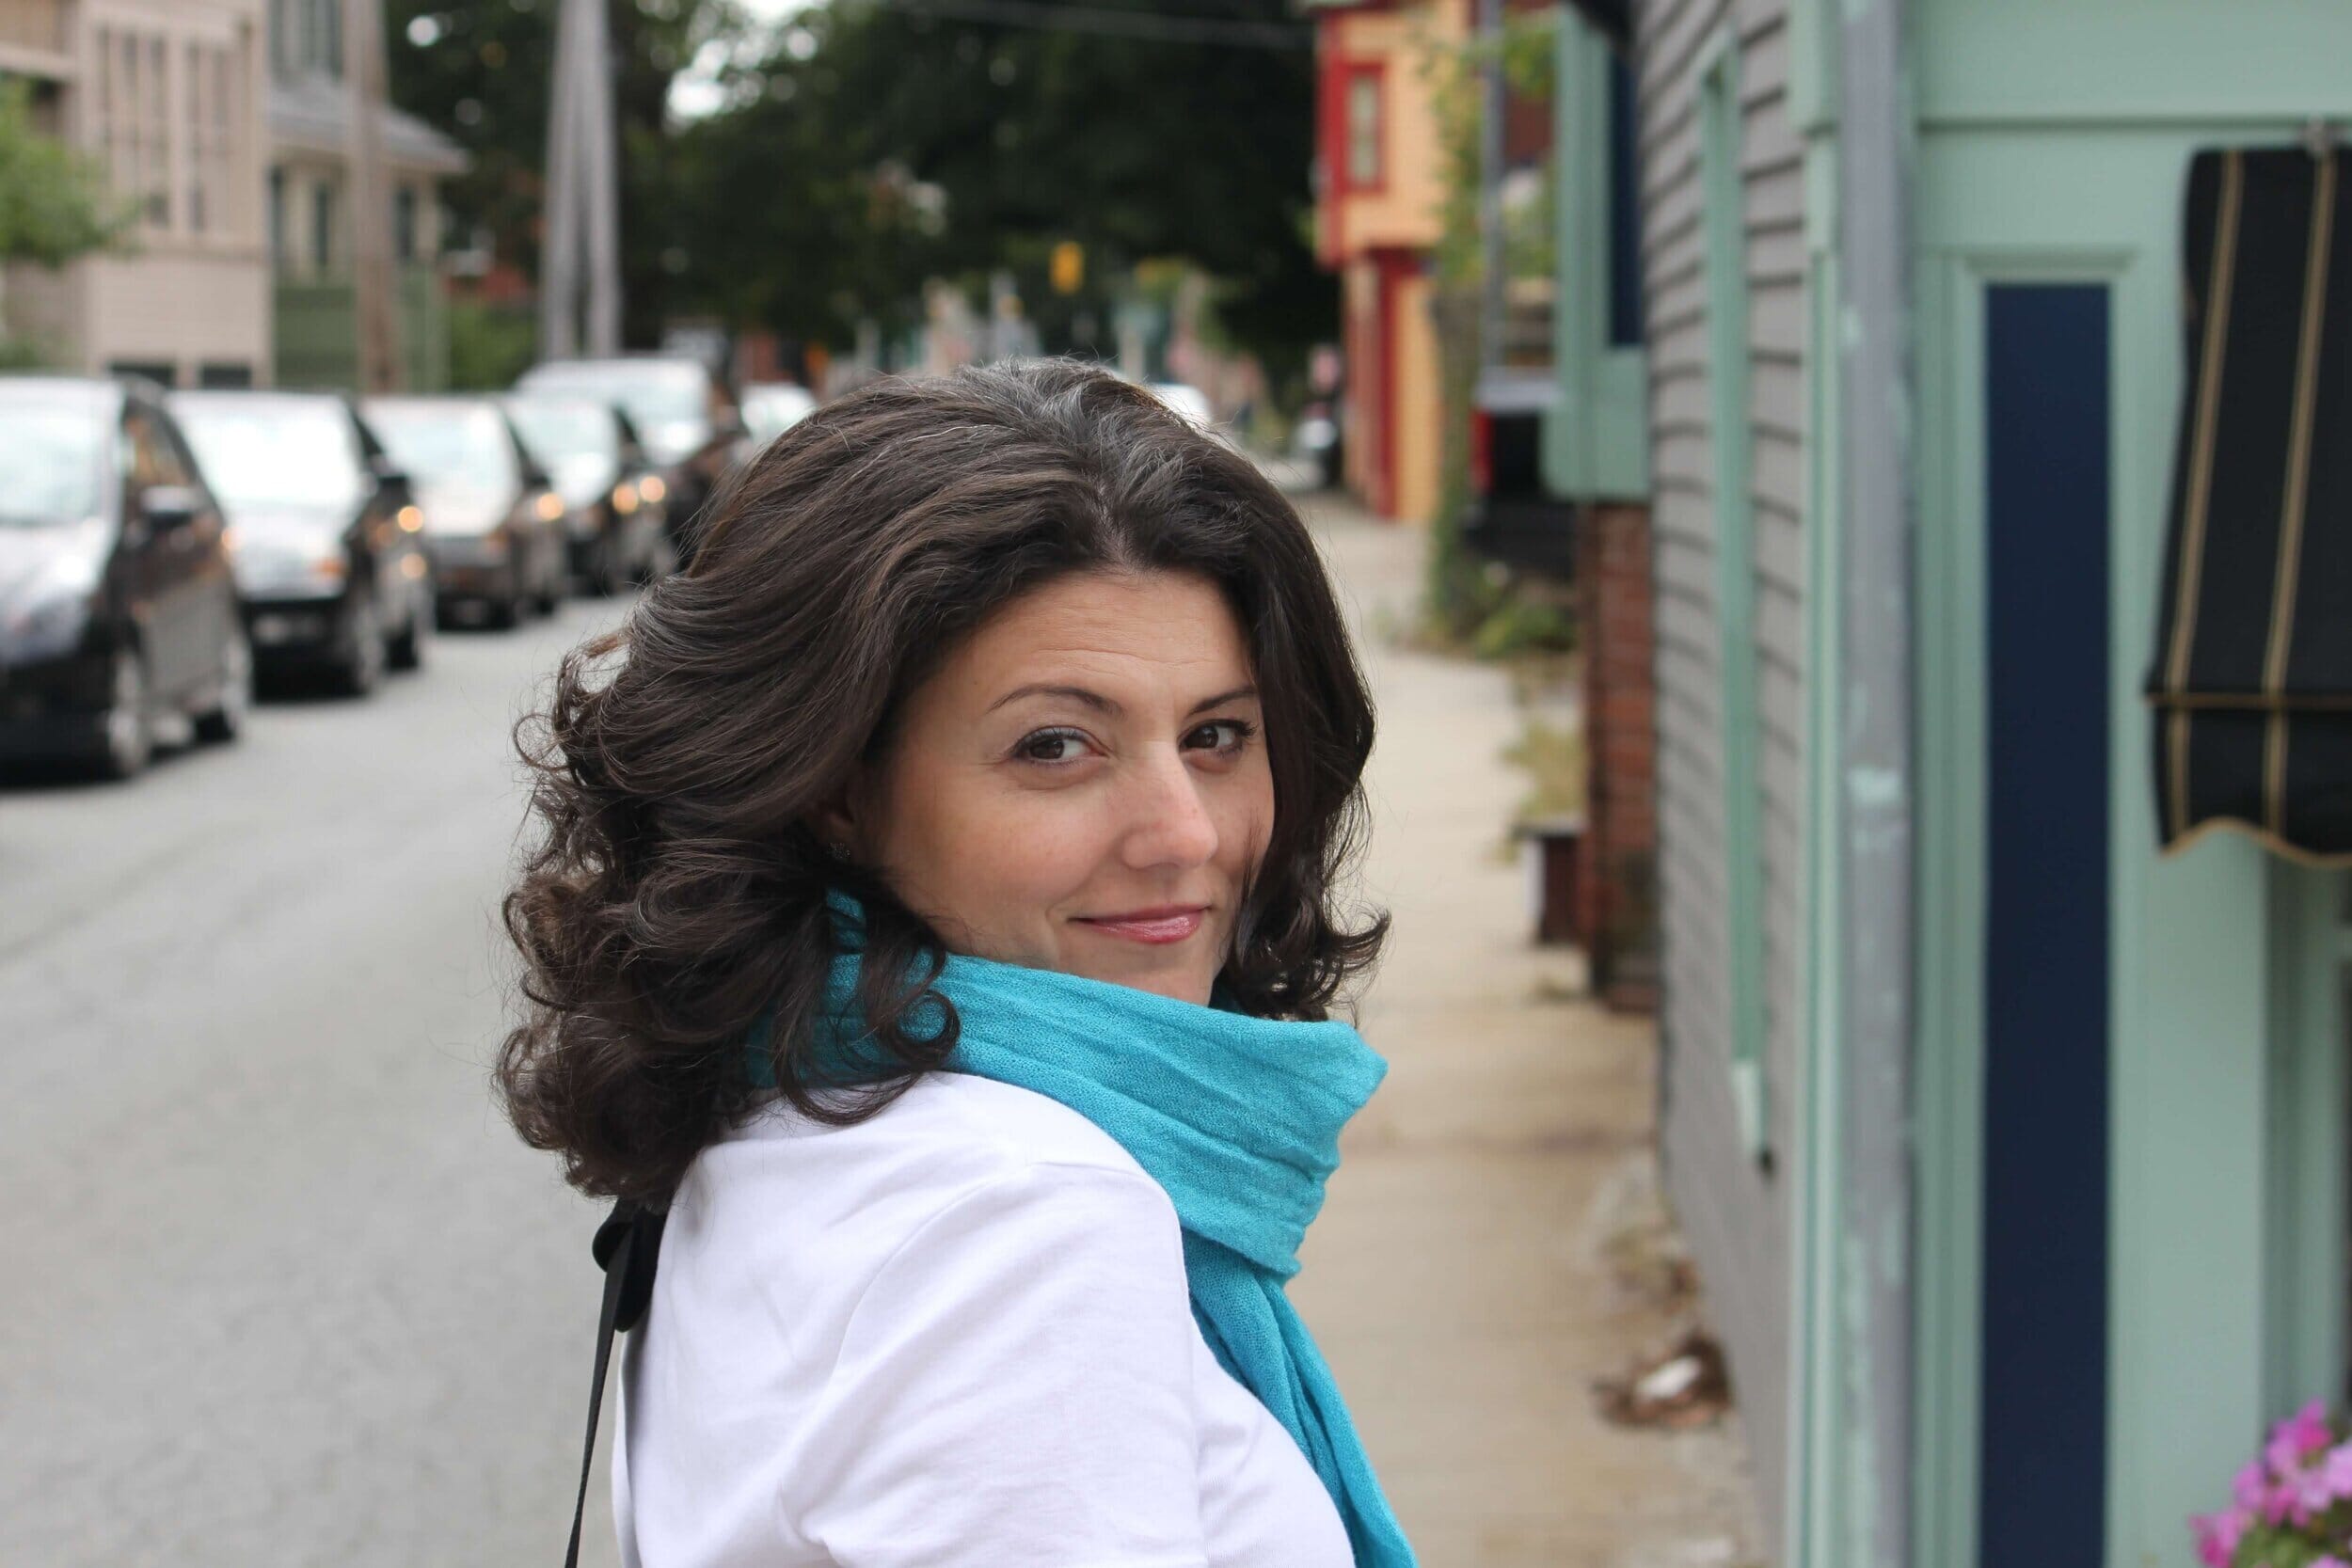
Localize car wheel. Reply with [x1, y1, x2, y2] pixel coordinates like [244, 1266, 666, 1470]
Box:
[338, 594, 386, 697]
[387, 589, 427, 672]
[535, 554, 564, 616]
[97, 648, 152, 781]
[193, 625, 253, 743]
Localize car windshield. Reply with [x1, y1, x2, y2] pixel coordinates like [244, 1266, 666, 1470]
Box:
[362, 402, 517, 492]
[523, 361, 707, 429]
[742, 388, 815, 442]
[172, 397, 366, 513]
[503, 397, 619, 465]
[0, 398, 106, 527]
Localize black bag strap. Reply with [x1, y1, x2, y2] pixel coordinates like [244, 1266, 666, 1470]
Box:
[566, 1198, 666, 1568]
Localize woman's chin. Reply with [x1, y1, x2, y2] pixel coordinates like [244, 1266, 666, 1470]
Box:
[1063, 955, 1216, 1007]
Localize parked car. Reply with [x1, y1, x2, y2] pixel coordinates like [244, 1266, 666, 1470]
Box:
[514, 356, 743, 554]
[501, 392, 672, 594]
[169, 390, 431, 695]
[0, 375, 249, 778]
[360, 396, 567, 629]
[1292, 396, 1341, 490]
[739, 381, 818, 453]
[1146, 381, 1216, 430]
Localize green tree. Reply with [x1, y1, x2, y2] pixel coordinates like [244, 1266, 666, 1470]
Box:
[385, 1, 744, 348]
[672, 0, 1333, 387]
[0, 79, 127, 363]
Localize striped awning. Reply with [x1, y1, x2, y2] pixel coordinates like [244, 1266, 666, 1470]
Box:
[2149, 146, 2352, 863]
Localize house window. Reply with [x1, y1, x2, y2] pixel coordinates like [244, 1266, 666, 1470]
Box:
[1344, 68, 1383, 190]
[311, 182, 335, 274]
[1605, 51, 1643, 348]
[1697, 27, 1769, 1158]
[143, 35, 168, 228]
[186, 42, 210, 233]
[393, 186, 417, 262]
[268, 166, 286, 268]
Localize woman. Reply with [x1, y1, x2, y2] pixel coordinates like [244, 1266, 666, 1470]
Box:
[501, 360, 1416, 1567]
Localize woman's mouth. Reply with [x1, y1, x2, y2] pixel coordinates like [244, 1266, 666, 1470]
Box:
[1072, 907, 1208, 944]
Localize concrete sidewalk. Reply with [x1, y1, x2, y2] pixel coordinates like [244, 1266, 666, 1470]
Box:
[1288, 493, 1761, 1568]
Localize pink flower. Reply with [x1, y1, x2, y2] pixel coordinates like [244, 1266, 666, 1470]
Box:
[2267, 1400, 2333, 1477]
[2323, 1442, 2352, 1502]
[2190, 1505, 2251, 1568]
[2234, 1459, 2269, 1510]
[2315, 1557, 2352, 1568]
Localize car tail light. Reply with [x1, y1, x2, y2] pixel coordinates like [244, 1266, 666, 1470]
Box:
[1469, 407, 1494, 499]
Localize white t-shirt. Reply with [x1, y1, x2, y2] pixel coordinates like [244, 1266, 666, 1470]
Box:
[613, 1070, 1355, 1568]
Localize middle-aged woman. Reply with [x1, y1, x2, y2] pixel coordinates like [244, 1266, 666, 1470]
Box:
[501, 359, 1416, 1567]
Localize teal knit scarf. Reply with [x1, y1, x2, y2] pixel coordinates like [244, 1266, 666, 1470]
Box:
[749, 903, 1417, 1567]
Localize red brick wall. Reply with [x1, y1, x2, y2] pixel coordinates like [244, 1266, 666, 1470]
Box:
[1577, 501, 1659, 1012]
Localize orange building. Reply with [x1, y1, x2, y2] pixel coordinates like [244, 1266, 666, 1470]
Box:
[1310, 0, 1464, 525]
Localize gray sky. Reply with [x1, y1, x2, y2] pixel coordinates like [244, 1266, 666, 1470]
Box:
[670, 0, 817, 121]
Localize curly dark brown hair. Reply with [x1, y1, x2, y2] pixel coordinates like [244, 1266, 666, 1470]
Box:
[499, 359, 1386, 1201]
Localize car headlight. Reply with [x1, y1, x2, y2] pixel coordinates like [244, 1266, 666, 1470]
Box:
[2, 584, 95, 657]
[612, 481, 639, 515]
[638, 474, 667, 505]
[1, 551, 102, 657]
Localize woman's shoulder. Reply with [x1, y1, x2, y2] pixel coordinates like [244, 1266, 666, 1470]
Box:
[691, 1070, 1161, 1224]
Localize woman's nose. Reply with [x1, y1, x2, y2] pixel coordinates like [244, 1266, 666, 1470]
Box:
[1119, 752, 1221, 869]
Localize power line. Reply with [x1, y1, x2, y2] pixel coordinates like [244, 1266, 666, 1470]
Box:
[856, 0, 1314, 51]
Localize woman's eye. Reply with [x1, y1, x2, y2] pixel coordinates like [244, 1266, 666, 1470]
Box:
[1015, 728, 1089, 764]
[1185, 719, 1257, 754]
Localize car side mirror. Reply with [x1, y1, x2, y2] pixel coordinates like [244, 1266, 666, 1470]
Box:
[139, 484, 201, 531]
[368, 454, 410, 493]
[522, 462, 554, 491]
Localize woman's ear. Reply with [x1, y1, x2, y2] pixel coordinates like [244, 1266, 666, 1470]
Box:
[805, 775, 865, 860]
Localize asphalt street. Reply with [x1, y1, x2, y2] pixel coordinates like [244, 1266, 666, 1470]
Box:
[0, 598, 634, 1566]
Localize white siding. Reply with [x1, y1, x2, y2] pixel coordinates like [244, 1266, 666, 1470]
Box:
[1634, 0, 1808, 1550]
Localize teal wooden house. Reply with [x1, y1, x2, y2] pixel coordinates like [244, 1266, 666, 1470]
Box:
[1549, 0, 2352, 1562]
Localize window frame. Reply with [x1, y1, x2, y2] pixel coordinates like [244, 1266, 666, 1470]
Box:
[1696, 23, 1771, 1161]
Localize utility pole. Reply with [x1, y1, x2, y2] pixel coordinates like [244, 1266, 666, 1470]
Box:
[1477, 0, 1506, 371]
[542, 0, 623, 360]
[344, 0, 400, 391]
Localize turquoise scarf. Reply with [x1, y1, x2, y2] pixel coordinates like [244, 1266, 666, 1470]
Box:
[750, 906, 1417, 1567]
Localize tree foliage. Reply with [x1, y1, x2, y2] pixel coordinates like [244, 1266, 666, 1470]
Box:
[0, 81, 124, 269]
[675, 0, 1331, 382]
[386, 0, 1330, 379]
[386, 0, 741, 347]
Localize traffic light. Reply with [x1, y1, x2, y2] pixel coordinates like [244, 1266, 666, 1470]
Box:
[1050, 241, 1084, 295]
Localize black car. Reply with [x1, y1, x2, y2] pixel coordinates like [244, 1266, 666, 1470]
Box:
[501, 392, 673, 594]
[0, 376, 250, 778]
[170, 390, 433, 695]
[360, 396, 568, 629]
[513, 356, 743, 555]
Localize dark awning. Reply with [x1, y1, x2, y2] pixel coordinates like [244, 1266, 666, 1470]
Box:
[2149, 146, 2352, 863]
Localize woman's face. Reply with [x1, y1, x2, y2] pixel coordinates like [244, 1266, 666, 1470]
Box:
[834, 569, 1273, 1006]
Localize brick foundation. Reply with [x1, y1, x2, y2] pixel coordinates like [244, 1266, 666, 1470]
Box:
[1576, 501, 1659, 1013]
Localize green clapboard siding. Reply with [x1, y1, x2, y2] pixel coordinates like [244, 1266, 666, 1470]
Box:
[273, 265, 449, 392]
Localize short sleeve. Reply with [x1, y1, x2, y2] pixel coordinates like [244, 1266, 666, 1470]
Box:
[790, 1160, 1211, 1568]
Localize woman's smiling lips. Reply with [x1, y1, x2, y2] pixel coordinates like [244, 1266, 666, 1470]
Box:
[1071, 906, 1209, 944]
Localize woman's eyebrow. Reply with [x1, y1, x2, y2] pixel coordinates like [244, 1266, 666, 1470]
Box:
[987, 683, 1120, 715]
[1186, 685, 1260, 718]
[983, 682, 1260, 717]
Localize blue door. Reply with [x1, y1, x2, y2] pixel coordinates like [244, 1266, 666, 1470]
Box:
[1979, 281, 2113, 1565]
